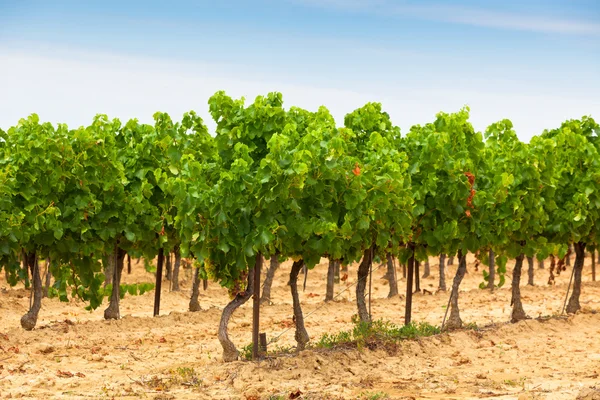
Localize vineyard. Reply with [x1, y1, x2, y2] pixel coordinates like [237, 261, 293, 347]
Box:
[0, 92, 599, 399]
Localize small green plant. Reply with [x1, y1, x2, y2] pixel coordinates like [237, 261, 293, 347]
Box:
[314, 318, 441, 350]
[240, 343, 253, 361]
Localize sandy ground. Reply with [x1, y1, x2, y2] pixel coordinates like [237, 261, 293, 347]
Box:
[0, 254, 599, 400]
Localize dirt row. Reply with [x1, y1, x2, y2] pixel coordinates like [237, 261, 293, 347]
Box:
[0, 254, 599, 399]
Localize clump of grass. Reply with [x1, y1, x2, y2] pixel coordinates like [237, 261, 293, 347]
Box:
[315, 316, 440, 350]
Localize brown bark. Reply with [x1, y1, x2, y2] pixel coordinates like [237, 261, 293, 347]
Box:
[165, 251, 172, 281]
[189, 266, 202, 312]
[325, 258, 336, 301]
[171, 247, 181, 292]
[252, 254, 262, 360]
[414, 260, 421, 293]
[438, 254, 447, 291]
[405, 245, 415, 325]
[566, 242, 586, 314]
[386, 254, 398, 298]
[511, 253, 528, 322]
[104, 251, 114, 287]
[592, 250, 596, 282]
[153, 249, 165, 317]
[445, 251, 467, 330]
[218, 267, 254, 362]
[261, 254, 279, 304]
[43, 258, 51, 298]
[487, 249, 495, 290]
[356, 247, 374, 323]
[290, 260, 310, 350]
[422, 258, 431, 279]
[104, 246, 127, 320]
[20, 252, 42, 330]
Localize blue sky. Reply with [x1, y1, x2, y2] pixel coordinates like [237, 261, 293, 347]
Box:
[1, 0, 599, 141]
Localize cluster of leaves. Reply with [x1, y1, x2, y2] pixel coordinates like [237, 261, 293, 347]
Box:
[1, 91, 598, 308]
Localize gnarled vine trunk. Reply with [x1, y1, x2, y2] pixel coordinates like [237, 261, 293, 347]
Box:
[104, 246, 127, 320]
[189, 266, 201, 312]
[538, 256, 544, 269]
[448, 256, 454, 265]
[325, 258, 335, 301]
[171, 247, 181, 292]
[218, 266, 254, 362]
[386, 254, 398, 298]
[566, 242, 586, 314]
[487, 249, 495, 290]
[511, 253, 528, 322]
[356, 246, 374, 323]
[445, 251, 467, 330]
[438, 254, 446, 291]
[290, 260, 310, 350]
[527, 255, 534, 286]
[261, 254, 279, 304]
[20, 252, 41, 330]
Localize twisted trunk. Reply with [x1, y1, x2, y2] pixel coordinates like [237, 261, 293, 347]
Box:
[438, 254, 447, 291]
[356, 246, 374, 323]
[290, 260, 310, 350]
[325, 258, 335, 302]
[511, 253, 528, 322]
[386, 254, 398, 298]
[538, 256, 544, 269]
[566, 242, 586, 314]
[127, 254, 131, 274]
[20, 252, 41, 330]
[218, 267, 254, 362]
[487, 249, 495, 290]
[261, 254, 279, 304]
[448, 256, 454, 265]
[445, 251, 467, 330]
[104, 246, 127, 320]
[189, 266, 202, 312]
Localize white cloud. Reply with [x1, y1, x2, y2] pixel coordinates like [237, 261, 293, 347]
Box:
[0, 46, 598, 143]
[292, 0, 600, 35]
